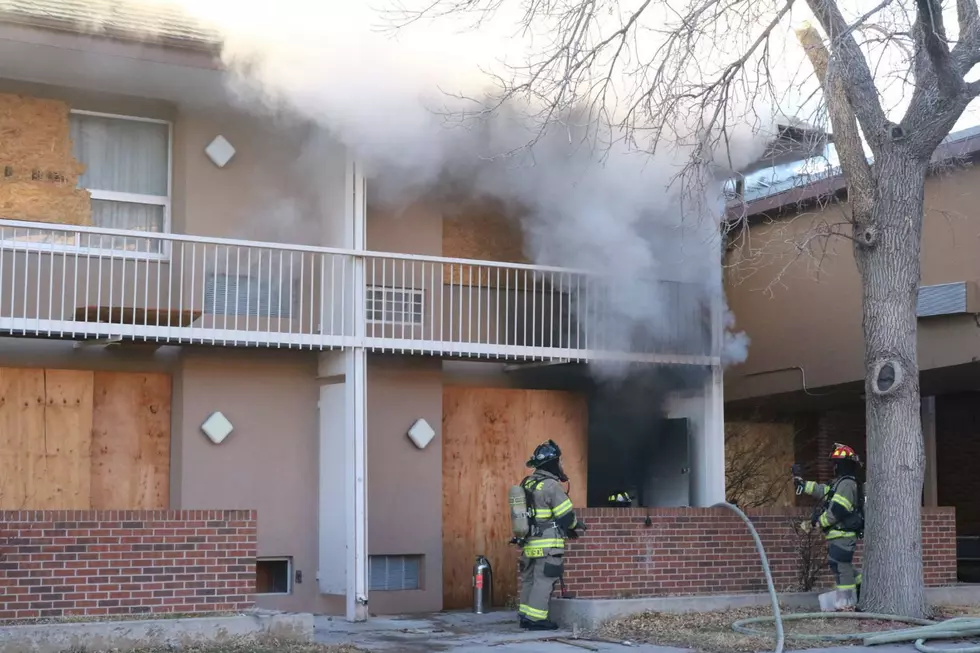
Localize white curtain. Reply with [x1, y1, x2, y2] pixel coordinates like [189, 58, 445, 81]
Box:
[70, 113, 168, 245]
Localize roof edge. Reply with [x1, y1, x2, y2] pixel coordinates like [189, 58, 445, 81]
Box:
[0, 10, 223, 56]
[728, 129, 980, 222]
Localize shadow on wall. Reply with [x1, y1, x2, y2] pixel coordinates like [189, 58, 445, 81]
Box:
[586, 364, 710, 507]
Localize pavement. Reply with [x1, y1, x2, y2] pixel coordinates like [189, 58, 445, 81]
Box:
[315, 610, 688, 652]
[315, 610, 978, 653]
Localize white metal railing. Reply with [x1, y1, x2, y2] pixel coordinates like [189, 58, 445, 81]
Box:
[0, 219, 716, 364]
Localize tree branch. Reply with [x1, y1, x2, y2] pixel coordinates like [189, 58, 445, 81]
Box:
[795, 24, 874, 222]
[951, 0, 980, 73]
[804, 0, 889, 153]
[912, 0, 962, 98]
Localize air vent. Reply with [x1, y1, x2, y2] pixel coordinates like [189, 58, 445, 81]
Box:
[369, 555, 422, 591]
[204, 273, 295, 318]
[917, 282, 974, 318]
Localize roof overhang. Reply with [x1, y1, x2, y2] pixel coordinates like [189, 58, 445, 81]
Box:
[0, 20, 231, 108]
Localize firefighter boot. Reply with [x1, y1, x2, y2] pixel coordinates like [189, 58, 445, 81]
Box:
[520, 616, 559, 631]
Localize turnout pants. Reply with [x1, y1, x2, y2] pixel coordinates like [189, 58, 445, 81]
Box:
[828, 536, 862, 605]
[518, 554, 563, 622]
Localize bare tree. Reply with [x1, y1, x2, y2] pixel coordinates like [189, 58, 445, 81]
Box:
[390, 0, 980, 618]
[725, 422, 794, 509]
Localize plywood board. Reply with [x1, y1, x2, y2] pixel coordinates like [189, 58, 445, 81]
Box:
[30, 369, 94, 510]
[0, 368, 93, 509]
[0, 93, 91, 225]
[91, 372, 172, 510]
[442, 387, 588, 610]
[0, 367, 45, 509]
[442, 203, 528, 287]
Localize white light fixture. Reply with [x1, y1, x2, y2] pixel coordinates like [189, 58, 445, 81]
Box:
[205, 135, 236, 168]
[407, 418, 435, 450]
[201, 411, 234, 445]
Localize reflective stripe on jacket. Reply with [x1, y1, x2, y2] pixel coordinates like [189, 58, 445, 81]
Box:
[804, 477, 860, 540]
[522, 469, 576, 558]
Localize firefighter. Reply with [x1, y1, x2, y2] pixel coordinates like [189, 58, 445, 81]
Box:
[516, 440, 586, 630]
[793, 443, 865, 610]
[607, 491, 633, 507]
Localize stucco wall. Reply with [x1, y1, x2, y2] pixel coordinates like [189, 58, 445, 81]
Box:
[725, 164, 980, 400]
[170, 348, 332, 613]
[366, 355, 444, 614]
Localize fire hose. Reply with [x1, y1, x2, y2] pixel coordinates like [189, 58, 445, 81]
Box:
[713, 502, 980, 653]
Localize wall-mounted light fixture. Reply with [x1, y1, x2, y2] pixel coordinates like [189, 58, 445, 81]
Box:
[201, 411, 234, 445]
[407, 418, 435, 450]
[205, 135, 236, 168]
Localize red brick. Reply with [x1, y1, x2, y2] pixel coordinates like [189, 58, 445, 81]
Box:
[0, 510, 256, 621]
[559, 507, 956, 599]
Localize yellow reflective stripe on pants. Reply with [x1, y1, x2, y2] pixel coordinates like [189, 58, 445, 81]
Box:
[837, 583, 857, 590]
[519, 604, 548, 620]
[523, 539, 564, 558]
[553, 499, 573, 517]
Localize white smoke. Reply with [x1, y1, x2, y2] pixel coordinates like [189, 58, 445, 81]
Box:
[86, 0, 777, 366]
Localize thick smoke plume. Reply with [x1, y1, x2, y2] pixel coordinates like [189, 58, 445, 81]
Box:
[66, 0, 776, 367]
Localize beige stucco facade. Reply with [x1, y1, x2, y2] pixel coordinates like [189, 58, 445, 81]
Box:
[725, 161, 980, 403]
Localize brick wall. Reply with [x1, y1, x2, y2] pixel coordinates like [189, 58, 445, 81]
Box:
[0, 510, 256, 621]
[562, 507, 956, 599]
[936, 393, 980, 537]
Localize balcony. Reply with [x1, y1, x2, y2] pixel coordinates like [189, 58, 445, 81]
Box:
[0, 219, 715, 364]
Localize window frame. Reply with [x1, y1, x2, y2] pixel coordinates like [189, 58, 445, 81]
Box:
[255, 557, 293, 596]
[0, 109, 173, 261]
[365, 285, 424, 327]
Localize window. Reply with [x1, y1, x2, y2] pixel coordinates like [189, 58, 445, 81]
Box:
[369, 555, 422, 591]
[204, 273, 296, 319]
[256, 558, 292, 595]
[70, 110, 171, 254]
[366, 286, 424, 326]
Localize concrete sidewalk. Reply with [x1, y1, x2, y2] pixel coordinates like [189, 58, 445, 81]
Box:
[315, 610, 968, 653]
[315, 610, 688, 652]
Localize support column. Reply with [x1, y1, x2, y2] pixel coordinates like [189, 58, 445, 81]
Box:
[921, 395, 938, 507]
[317, 154, 369, 622]
[701, 236, 726, 506]
[701, 365, 726, 505]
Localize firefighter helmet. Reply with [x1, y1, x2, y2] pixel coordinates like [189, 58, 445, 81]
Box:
[830, 443, 858, 461]
[527, 440, 562, 468]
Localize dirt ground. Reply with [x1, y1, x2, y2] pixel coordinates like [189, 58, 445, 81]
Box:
[70, 639, 366, 653]
[593, 605, 980, 653]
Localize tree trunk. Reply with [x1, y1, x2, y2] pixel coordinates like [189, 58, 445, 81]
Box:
[855, 151, 928, 618]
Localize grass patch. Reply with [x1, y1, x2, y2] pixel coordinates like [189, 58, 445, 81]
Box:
[593, 605, 980, 653]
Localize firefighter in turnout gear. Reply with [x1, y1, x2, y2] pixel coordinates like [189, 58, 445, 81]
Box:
[793, 443, 865, 611]
[514, 440, 586, 630]
[607, 491, 633, 507]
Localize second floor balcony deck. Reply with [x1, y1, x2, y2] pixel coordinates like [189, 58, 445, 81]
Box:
[0, 219, 716, 365]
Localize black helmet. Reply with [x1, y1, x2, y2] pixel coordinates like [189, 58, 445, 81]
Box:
[527, 439, 562, 468]
[526, 439, 568, 481]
